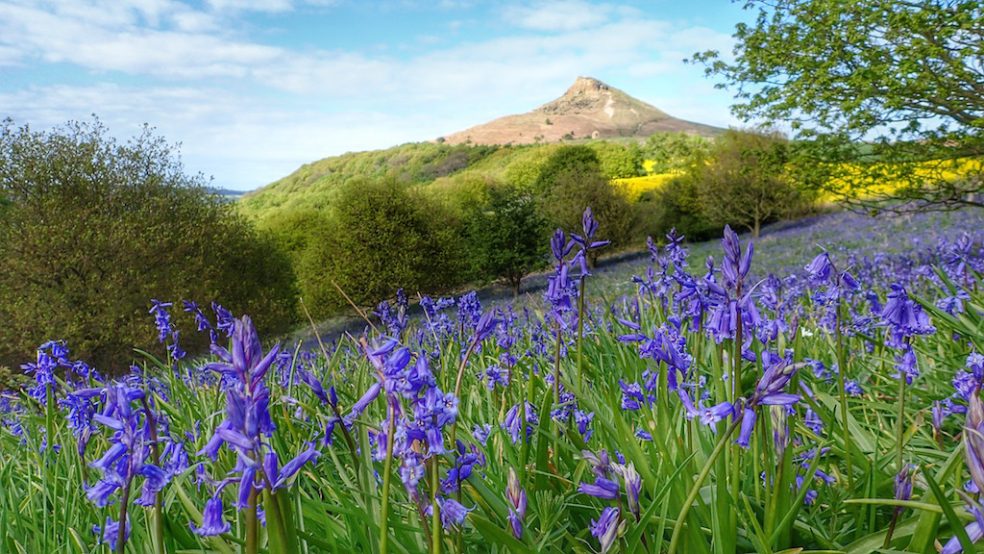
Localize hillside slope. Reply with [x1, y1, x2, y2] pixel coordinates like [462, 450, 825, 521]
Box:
[441, 76, 722, 145]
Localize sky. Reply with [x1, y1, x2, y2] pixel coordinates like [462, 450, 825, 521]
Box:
[0, 0, 752, 191]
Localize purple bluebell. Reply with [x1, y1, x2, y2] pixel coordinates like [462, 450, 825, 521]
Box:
[736, 351, 803, 448]
[506, 468, 527, 539]
[590, 506, 621, 554]
[579, 477, 619, 500]
[503, 402, 538, 444]
[430, 497, 470, 529]
[191, 495, 231, 536]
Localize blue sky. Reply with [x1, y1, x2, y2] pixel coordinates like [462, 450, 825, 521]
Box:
[0, 1, 751, 190]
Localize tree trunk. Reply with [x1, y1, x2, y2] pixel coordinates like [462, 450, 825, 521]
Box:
[753, 217, 761, 239]
[511, 277, 521, 297]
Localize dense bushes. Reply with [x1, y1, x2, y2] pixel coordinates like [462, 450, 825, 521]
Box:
[0, 119, 297, 370]
[261, 133, 815, 317]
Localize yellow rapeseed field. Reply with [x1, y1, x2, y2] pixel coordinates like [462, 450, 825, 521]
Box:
[613, 171, 681, 200]
[614, 158, 980, 204]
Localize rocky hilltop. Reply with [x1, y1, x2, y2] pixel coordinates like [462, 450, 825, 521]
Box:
[440, 76, 722, 145]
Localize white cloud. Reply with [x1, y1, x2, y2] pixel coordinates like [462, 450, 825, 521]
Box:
[205, 0, 293, 13]
[503, 0, 612, 32]
[0, 0, 740, 189]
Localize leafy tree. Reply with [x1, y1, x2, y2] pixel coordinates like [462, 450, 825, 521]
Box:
[297, 177, 463, 317]
[637, 177, 719, 243]
[641, 132, 712, 173]
[0, 118, 297, 370]
[694, 0, 983, 211]
[692, 129, 807, 237]
[461, 182, 548, 295]
[535, 146, 633, 253]
[588, 142, 644, 179]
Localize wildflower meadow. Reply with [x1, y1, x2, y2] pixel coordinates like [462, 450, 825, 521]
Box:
[3, 206, 984, 554]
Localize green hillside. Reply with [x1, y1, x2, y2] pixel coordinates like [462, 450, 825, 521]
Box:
[238, 137, 664, 225]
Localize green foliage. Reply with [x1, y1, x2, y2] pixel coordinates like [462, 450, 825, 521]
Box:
[694, 0, 984, 210]
[0, 118, 297, 370]
[692, 129, 808, 237]
[239, 142, 502, 223]
[535, 146, 634, 249]
[460, 181, 549, 294]
[297, 177, 464, 317]
[587, 141, 645, 179]
[640, 132, 712, 173]
[637, 176, 719, 243]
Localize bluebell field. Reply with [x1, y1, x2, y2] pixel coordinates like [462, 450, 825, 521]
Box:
[3, 206, 984, 554]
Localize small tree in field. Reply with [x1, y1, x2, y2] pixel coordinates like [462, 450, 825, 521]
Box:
[462, 182, 548, 295]
[298, 177, 463, 317]
[534, 145, 633, 255]
[694, 129, 805, 238]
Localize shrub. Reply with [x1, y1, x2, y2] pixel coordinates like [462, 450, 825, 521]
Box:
[534, 146, 633, 250]
[637, 175, 720, 243]
[460, 181, 549, 294]
[0, 118, 297, 370]
[297, 177, 464, 317]
[693, 129, 807, 237]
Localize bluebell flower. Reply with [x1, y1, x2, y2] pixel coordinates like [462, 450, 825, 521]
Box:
[590, 507, 622, 554]
[736, 351, 804, 448]
[429, 497, 471, 529]
[579, 477, 619, 500]
[191, 495, 231, 536]
[506, 468, 527, 539]
[503, 402, 538, 444]
[894, 346, 920, 384]
[472, 423, 492, 445]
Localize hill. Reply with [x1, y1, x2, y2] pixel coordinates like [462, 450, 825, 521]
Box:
[440, 76, 722, 145]
[238, 77, 722, 224]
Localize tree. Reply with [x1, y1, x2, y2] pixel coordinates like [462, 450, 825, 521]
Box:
[694, 0, 983, 211]
[588, 142, 644, 179]
[693, 129, 806, 237]
[461, 182, 548, 295]
[0, 118, 297, 369]
[641, 132, 712, 173]
[297, 177, 464, 317]
[534, 146, 633, 253]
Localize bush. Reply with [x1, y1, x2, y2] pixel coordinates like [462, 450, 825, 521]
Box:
[297, 177, 464, 317]
[637, 175, 720, 243]
[693, 129, 807, 237]
[0, 118, 297, 370]
[534, 146, 633, 249]
[588, 142, 644, 179]
[460, 181, 549, 294]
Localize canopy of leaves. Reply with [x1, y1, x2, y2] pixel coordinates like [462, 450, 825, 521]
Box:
[0, 118, 297, 370]
[694, 0, 983, 210]
[692, 129, 808, 237]
[297, 178, 465, 318]
[460, 181, 549, 294]
[534, 146, 633, 249]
